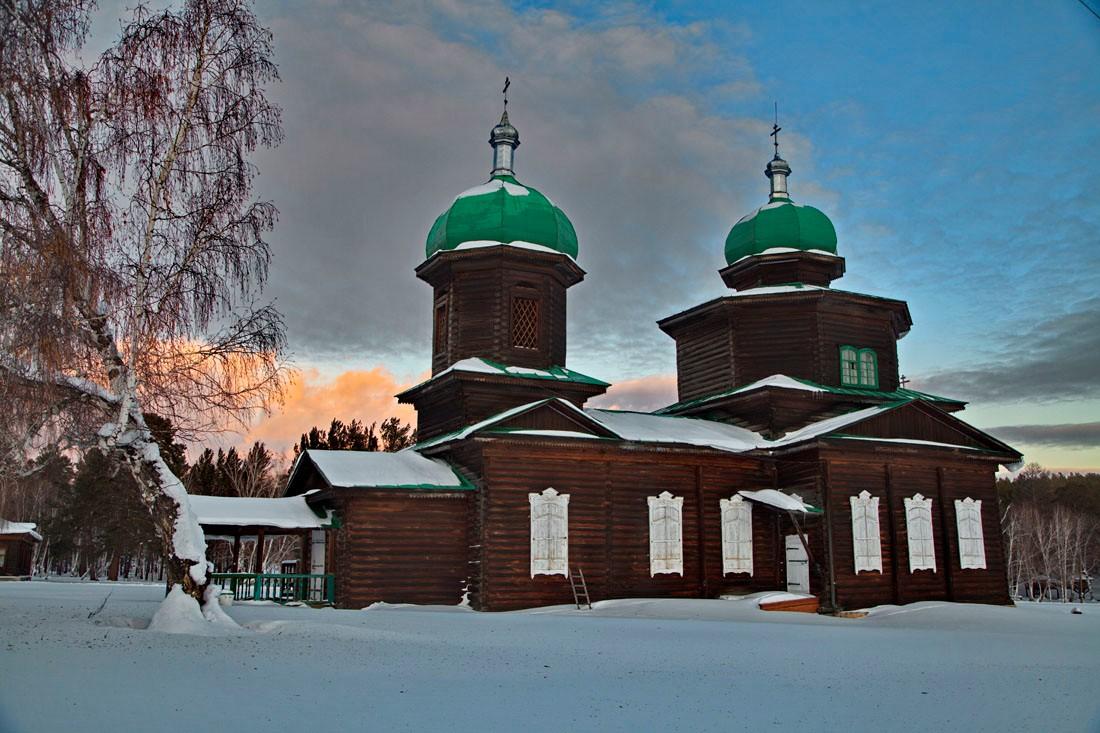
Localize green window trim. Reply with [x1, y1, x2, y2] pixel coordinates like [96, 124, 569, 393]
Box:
[839, 345, 879, 389]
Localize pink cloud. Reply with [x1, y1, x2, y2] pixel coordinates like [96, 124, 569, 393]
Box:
[589, 374, 677, 412]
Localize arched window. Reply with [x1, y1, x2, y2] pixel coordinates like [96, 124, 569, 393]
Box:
[858, 349, 879, 388]
[850, 490, 882, 573]
[904, 494, 936, 572]
[954, 497, 986, 569]
[648, 491, 683, 576]
[839, 345, 879, 388]
[529, 488, 569, 576]
[720, 495, 753, 575]
[839, 345, 859, 386]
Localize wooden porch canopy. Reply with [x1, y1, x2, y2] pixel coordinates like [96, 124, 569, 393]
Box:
[188, 491, 335, 574]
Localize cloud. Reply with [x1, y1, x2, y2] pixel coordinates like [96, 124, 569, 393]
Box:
[911, 297, 1100, 404]
[588, 373, 677, 412]
[241, 366, 418, 453]
[229, 0, 806, 379]
[986, 422, 1100, 450]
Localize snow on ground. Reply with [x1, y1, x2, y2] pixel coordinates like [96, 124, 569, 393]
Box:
[1, 581, 1098, 733]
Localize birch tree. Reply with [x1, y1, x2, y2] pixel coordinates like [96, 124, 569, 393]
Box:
[0, 0, 287, 611]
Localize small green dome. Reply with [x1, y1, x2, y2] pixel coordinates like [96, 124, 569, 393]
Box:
[724, 198, 837, 265]
[426, 175, 578, 259]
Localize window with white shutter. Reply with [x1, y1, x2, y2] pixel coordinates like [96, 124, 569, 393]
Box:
[850, 490, 882, 574]
[648, 492, 684, 576]
[720, 495, 753, 575]
[954, 497, 986, 569]
[904, 494, 936, 572]
[529, 488, 569, 577]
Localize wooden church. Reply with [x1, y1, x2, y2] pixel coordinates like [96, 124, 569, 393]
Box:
[281, 107, 1023, 613]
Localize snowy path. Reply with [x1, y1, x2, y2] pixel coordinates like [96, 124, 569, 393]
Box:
[1, 582, 1098, 732]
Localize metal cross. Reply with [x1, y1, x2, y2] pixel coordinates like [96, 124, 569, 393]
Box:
[900, 375, 911, 388]
[770, 101, 781, 158]
[503, 77, 510, 111]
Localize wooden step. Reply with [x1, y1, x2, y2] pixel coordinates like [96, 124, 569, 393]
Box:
[760, 596, 820, 614]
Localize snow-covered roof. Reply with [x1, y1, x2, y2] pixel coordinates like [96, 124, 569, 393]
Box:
[738, 489, 820, 514]
[187, 492, 332, 530]
[0, 519, 42, 541]
[730, 246, 840, 266]
[300, 449, 472, 490]
[402, 357, 608, 395]
[585, 408, 762, 453]
[657, 373, 961, 414]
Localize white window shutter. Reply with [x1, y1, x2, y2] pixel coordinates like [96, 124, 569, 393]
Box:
[529, 488, 569, 577]
[720, 495, 753, 575]
[850, 490, 883, 574]
[648, 492, 684, 576]
[903, 494, 936, 572]
[954, 497, 986, 570]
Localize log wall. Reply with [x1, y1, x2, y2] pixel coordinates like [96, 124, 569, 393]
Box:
[332, 491, 470, 608]
[472, 439, 780, 611]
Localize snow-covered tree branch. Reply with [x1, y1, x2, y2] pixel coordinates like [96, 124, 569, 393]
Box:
[0, 0, 287, 611]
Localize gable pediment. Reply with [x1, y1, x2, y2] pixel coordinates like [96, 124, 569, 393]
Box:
[822, 401, 1020, 457]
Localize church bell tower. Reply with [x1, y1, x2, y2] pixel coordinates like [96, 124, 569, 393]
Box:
[398, 92, 607, 440]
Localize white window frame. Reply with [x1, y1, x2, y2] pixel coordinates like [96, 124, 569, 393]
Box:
[648, 491, 684, 576]
[954, 497, 987, 570]
[904, 494, 936, 572]
[850, 490, 883, 574]
[720, 495, 753, 575]
[529, 488, 569, 577]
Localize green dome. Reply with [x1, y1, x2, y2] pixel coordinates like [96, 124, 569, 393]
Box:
[724, 198, 837, 265]
[426, 174, 578, 259]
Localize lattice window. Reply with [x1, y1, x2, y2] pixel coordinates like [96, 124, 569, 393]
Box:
[433, 301, 448, 353]
[904, 494, 936, 572]
[720, 495, 753, 575]
[839, 345, 879, 388]
[648, 491, 684, 576]
[529, 488, 569, 576]
[955, 497, 987, 569]
[850, 490, 883, 573]
[512, 296, 539, 350]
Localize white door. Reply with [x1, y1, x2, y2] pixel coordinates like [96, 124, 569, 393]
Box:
[309, 530, 326, 601]
[785, 534, 810, 594]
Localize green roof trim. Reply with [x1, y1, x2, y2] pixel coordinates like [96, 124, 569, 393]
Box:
[426, 174, 578, 259]
[404, 357, 609, 394]
[725, 199, 837, 265]
[657, 374, 965, 415]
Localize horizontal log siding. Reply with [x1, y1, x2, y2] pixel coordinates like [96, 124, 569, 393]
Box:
[476, 440, 776, 611]
[730, 301, 820, 386]
[939, 465, 1010, 604]
[334, 491, 470, 608]
[674, 315, 735, 402]
[820, 447, 1009, 609]
[888, 464, 949, 603]
[816, 300, 900, 392]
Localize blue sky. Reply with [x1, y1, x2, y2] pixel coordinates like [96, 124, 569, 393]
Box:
[88, 1, 1100, 468]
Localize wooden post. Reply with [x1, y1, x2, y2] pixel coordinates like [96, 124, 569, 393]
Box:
[936, 467, 955, 601]
[822, 460, 838, 612]
[232, 533, 241, 573]
[694, 465, 707, 597]
[254, 528, 266, 574]
[884, 464, 901, 605]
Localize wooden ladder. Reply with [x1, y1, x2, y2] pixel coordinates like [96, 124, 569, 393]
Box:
[569, 567, 592, 610]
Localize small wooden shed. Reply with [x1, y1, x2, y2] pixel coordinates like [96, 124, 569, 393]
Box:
[0, 518, 42, 579]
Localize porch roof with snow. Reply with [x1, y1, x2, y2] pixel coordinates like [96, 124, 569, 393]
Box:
[0, 518, 43, 542]
[284, 449, 475, 496]
[188, 492, 335, 531]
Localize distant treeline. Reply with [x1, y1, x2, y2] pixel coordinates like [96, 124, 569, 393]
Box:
[0, 415, 414, 580]
[997, 465, 1100, 602]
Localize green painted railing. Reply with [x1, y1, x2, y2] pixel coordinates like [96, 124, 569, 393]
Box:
[210, 572, 335, 605]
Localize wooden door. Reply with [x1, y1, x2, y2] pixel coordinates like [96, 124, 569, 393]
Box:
[785, 534, 810, 593]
